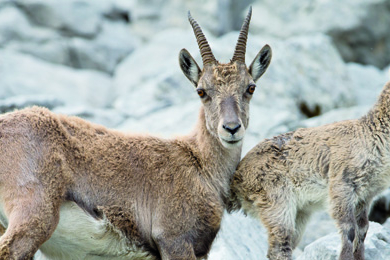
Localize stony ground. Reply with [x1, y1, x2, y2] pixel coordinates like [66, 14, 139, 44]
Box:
[1, 0, 390, 259]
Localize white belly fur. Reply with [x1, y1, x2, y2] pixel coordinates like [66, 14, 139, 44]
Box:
[0, 201, 155, 260]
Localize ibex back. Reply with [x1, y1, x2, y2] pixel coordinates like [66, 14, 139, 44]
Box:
[0, 8, 272, 260]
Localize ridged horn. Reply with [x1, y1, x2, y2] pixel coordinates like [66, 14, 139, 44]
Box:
[231, 7, 252, 63]
[188, 11, 217, 66]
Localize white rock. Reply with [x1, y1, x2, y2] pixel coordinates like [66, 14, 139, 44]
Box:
[298, 222, 390, 260]
[250, 0, 390, 68]
[0, 95, 63, 113]
[347, 63, 388, 107]
[117, 99, 200, 137]
[113, 28, 202, 117]
[15, 0, 101, 37]
[209, 212, 268, 260]
[0, 4, 61, 45]
[53, 106, 126, 129]
[68, 20, 140, 73]
[0, 50, 113, 108]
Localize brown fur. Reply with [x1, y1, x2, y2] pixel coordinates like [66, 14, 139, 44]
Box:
[230, 82, 390, 260]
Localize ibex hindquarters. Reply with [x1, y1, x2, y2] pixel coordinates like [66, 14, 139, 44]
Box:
[230, 93, 390, 260]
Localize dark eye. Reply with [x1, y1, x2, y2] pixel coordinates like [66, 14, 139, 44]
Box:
[197, 89, 206, 98]
[246, 84, 256, 95]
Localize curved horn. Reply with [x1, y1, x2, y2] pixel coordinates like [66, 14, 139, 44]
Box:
[231, 7, 252, 63]
[188, 11, 217, 66]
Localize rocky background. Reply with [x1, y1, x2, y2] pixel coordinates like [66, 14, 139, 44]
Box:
[1, 0, 390, 259]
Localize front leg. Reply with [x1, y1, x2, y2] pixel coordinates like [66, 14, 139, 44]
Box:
[154, 233, 196, 260]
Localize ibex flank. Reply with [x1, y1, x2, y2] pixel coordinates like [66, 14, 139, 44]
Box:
[0, 8, 272, 260]
[230, 81, 390, 260]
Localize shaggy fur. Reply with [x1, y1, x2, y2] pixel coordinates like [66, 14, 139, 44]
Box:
[0, 10, 272, 260]
[230, 81, 390, 260]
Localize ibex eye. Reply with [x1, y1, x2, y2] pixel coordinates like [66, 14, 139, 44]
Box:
[197, 89, 206, 98]
[246, 84, 256, 95]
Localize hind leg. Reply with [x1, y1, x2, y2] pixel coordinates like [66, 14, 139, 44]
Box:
[291, 209, 312, 249]
[329, 180, 358, 260]
[353, 202, 369, 260]
[0, 188, 61, 259]
[260, 199, 297, 260]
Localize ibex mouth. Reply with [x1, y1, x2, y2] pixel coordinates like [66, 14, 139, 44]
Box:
[226, 140, 241, 144]
[220, 137, 243, 148]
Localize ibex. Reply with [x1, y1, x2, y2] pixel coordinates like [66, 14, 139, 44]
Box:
[0, 8, 272, 260]
[229, 81, 390, 260]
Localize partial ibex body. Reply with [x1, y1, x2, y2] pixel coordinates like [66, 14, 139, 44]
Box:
[0, 8, 272, 260]
[230, 82, 390, 260]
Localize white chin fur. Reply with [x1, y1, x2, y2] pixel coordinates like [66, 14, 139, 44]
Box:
[219, 137, 243, 149]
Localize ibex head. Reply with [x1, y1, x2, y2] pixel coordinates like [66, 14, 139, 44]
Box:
[179, 7, 272, 148]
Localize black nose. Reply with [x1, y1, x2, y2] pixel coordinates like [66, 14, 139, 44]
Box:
[223, 124, 241, 135]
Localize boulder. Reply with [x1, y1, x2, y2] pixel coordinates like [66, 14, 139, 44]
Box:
[0, 3, 140, 74]
[208, 212, 269, 260]
[0, 50, 113, 108]
[53, 106, 126, 129]
[250, 0, 390, 69]
[113, 28, 201, 117]
[68, 20, 140, 74]
[0, 95, 63, 114]
[297, 221, 390, 260]
[14, 0, 101, 37]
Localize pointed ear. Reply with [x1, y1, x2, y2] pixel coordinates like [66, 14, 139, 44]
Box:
[249, 44, 272, 82]
[179, 48, 201, 87]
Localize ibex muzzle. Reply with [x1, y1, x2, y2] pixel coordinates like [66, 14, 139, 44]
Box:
[218, 96, 244, 147]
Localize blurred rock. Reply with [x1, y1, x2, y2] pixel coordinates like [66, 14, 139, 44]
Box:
[113, 29, 201, 117]
[208, 212, 268, 260]
[242, 33, 354, 119]
[0, 95, 64, 114]
[68, 20, 140, 74]
[53, 106, 126, 129]
[346, 63, 389, 106]
[0, 4, 61, 46]
[369, 189, 390, 224]
[0, 50, 114, 108]
[14, 0, 101, 37]
[293, 106, 370, 130]
[250, 0, 390, 69]
[297, 222, 390, 260]
[128, 0, 218, 40]
[0, 1, 139, 74]
[117, 99, 199, 137]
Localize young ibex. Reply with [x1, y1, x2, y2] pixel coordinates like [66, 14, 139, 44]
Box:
[0, 8, 272, 260]
[229, 81, 390, 260]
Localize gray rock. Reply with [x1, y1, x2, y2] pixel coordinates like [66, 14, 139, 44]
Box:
[53, 106, 126, 129]
[347, 63, 389, 107]
[298, 222, 390, 260]
[241, 33, 354, 120]
[117, 99, 199, 137]
[0, 3, 139, 74]
[68, 20, 140, 74]
[0, 95, 64, 113]
[0, 50, 113, 108]
[250, 0, 390, 69]
[0, 4, 61, 46]
[14, 0, 101, 37]
[113, 28, 201, 117]
[208, 212, 268, 260]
